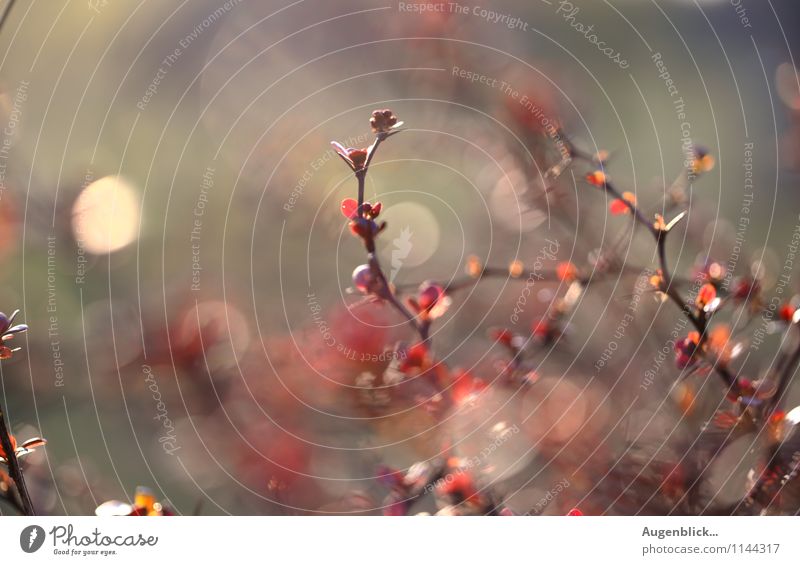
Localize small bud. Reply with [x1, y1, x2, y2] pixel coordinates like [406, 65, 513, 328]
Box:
[370, 109, 399, 133]
[690, 147, 715, 175]
[466, 255, 483, 278]
[508, 260, 524, 278]
[585, 170, 607, 187]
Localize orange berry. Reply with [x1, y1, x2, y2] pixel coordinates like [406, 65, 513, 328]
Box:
[556, 262, 578, 282]
[695, 283, 717, 309]
[585, 170, 607, 187]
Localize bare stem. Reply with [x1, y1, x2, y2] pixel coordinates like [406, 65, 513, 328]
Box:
[355, 135, 427, 343]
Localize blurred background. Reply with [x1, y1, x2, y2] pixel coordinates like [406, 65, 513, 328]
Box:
[0, 0, 799, 515]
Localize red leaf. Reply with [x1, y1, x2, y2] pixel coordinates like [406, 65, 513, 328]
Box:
[341, 198, 359, 219]
[609, 199, 628, 215]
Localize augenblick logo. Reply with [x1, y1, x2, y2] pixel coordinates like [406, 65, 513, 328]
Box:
[20, 525, 45, 553]
[21, 525, 158, 556]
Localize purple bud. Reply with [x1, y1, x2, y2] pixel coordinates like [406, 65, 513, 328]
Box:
[352, 264, 375, 294]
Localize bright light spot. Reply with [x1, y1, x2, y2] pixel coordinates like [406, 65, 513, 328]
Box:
[378, 202, 440, 269]
[72, 175, 140, 254]
[786, 405, 800, 426]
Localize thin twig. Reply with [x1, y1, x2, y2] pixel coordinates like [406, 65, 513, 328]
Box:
[353, 135, 427, 343]
[601, 178, 740, 395]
